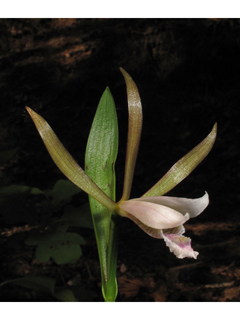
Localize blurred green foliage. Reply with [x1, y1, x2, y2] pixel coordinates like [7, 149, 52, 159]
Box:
[0, 275, 78, 301]
[0, 178, 93, 300]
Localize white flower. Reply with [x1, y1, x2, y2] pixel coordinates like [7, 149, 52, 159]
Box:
[118, 192, 209, 259]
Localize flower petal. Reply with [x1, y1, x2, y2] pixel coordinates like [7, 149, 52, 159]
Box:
[161, 231, 199, 259]
[120, 213, 186, 239]
[135, 192, 209, 218]
[119, 200, 190, 229]
[125, 214, 164, 238]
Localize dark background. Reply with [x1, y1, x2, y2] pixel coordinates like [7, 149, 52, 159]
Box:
[0, 18, 239, 301]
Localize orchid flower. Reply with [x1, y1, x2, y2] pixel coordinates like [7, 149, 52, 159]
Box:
[26, 68, 217, 301]
[118, 193, 209, 259]
[116, 68, 216, 259]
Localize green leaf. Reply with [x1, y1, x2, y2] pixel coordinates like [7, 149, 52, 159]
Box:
[25, 227, 85, 265]
[85, 87, 119, 302]
[0, 276, 56, 295]
[0, 276, 78, 301]
[54, 288, 78, 302]
[143, 123, 217, 197]
[0, 185, 43, 200]
[46, 179, 82, 208]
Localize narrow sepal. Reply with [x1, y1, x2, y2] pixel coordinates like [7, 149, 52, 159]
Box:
[25, 107, 117, 212]
[120, 68, 143, 201]
[143, 123, 217, 197]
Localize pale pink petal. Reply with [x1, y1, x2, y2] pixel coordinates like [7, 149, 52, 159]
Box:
[161, 230, 199, 259]
[119, 200, 190, 229]
[135, 192, 209, 218]
[125, 215, 186, 239]
[126, 213, 164, 238]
